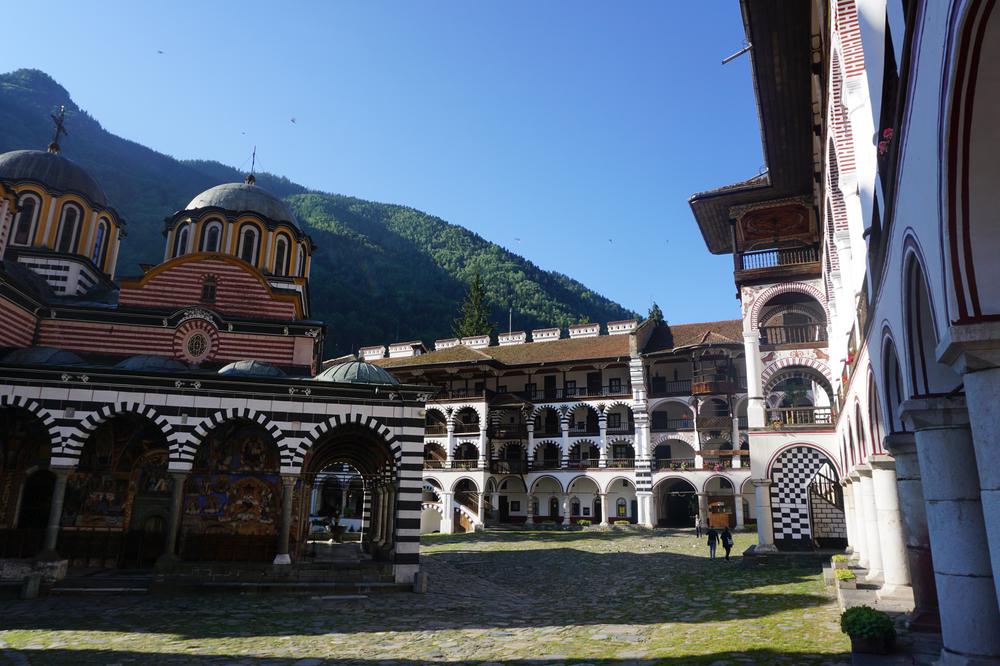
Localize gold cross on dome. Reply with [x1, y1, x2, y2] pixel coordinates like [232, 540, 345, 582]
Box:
[48, 105, 69, 153]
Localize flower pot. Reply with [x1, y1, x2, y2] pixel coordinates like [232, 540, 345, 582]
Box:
[838, 579, 857, 590]
[850, 634, 894, 655]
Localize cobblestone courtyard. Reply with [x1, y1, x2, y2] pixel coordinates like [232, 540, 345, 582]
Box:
[0, 530, 849, 665]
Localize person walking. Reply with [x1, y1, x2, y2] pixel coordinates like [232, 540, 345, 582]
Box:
[694, 513, 702, 538]
[707, 527, 719, 559]
[721, 526, 734, 561]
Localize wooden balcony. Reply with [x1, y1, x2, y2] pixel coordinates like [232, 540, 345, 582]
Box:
[759, 324, 828, 346]
[735, 245, 820, 283]
[766, 406, 834, 427]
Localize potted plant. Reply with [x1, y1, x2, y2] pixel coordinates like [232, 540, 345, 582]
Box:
[841, 606, 896, 654]
[835, 568, 857, 589]
[577, 519, 591, 527]
[831, 554, 849, 569]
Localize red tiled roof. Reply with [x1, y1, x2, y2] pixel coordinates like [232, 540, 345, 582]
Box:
[642, 320, 743, 353]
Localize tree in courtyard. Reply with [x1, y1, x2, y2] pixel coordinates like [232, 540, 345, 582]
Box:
[453, 274, 494, 338]
[647, 301, 665, 325]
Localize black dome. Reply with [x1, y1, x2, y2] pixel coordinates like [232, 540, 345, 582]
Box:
[3, 346, 85, 366]
[115, 355, 189, 372]
[314, 360, 399, 385]
[0, 150, 107, 207]
[218, 359, 287, 377]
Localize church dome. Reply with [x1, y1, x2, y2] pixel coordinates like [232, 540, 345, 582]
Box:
[3, 346, 85, 366]
[185, 181, 299, 229]
[218, 359, 287, 377]
[0, 150, 107, 207]
[314, 360, 399, 385]
[115, 354, 189, 373]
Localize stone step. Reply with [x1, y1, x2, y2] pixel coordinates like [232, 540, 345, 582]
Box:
[150, 580, 408, 595]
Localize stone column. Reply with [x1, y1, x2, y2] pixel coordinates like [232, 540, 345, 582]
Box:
[734, 492, 744, 527]
[963, 367, 1000, 613]
[752, 479, 776, 553]
[849, 472, 869, 568]
[598, 417, 608, 468]
[731, 418, 742, 468]
[37, 466, 71, 561]
[560, 419, 570, 468]
[857, 465, 884, 582]
[476, 490, 485, 528]
[156, 471, 188, 566]
[525, 494, 535, 525]
[599, 493, 609, 526]
[697, 493, 709, 526]
[884, 432, 939, 630]
[384, 487, 396, 546]
[370, 489, 382, 543]
[478, 428, 488, 469]
[841, 479, 856, 555]
[869, 455, 912, 599]
[273, 475, 297, 565]
[490, 492, 499, 521]
[902, 398, 1000, 664]
[445, 422, 455, 465]
[637, 491, 654, 528]
[562, 493, 570, 524]
[742, 331, 766, 428]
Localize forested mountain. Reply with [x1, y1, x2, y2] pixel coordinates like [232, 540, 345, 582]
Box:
[0, 69, 635, 354]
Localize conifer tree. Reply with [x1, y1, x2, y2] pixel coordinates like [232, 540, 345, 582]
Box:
[453, 274, 494, 338]
[647, 301, 665, 325]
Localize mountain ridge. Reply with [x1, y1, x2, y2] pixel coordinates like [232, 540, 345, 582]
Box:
[0, 68, 636, 354]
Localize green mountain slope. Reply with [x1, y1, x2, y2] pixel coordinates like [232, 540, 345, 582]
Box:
[0, 69, 635, 354]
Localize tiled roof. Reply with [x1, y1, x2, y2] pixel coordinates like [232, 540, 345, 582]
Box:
[368, 318, 744, 370]
[642, 320, 743, 353]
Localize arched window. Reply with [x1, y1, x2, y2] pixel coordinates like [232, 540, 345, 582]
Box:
[238, 225, 259, 265]
[91, 219, 109, 268]
[273, 234, 290, 276]
[295, 245, 306, 276]
[200, 220, 222, 252]
[616, 497, 627, 518]
[55, 203, 82, 253]
[11, 194, 39, 246]
[201, 276, 217, 303]
[173, 224, 190, 258]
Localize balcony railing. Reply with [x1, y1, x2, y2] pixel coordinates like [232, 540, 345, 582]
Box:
[606, 425, 635, 436]
[435, 388, 486, 401]
[490, 460, 528, 474]
[606, 458, 635, 469]
[532, 458, 562, 470]
[490, 425, 529, 439]
[453, 422, 481, 435]
[424, 458, 446, 469]
[767, 406, 834, 427]
[738, 245, 819, 271]
[566, 458, 600, 469]
[652, 458, 697, 471]
[697, 415, 733, 430]
[568, 427, 600, 437]
[516, 385, 633, 401]
[450, 459, 481, 470]
[650, 418, 695, 432]
[648, 379, 693, 397]
[532, 426, 563, 438]
[759, 324, 828, 346]
[425, 424, 448, 436]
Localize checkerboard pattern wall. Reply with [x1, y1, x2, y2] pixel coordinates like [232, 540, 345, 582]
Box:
[770, 446, 834, 541]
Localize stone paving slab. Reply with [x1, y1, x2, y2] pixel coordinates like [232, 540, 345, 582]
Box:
[0, 530, 851, 665]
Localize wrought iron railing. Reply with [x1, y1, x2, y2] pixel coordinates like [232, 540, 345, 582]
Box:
[738, 245, 819, 271]
[759, 324, 828, 345]
[767, 406, 834, 426]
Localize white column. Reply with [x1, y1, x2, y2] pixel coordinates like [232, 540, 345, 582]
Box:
[561, 418, 570, 468]
[734, 492, 744, 527]
[697, 492, 709, 526]
[753, 480, 777, 553]
[857, 465, 884, 582]
[902, 398, 1000, 664]
[446, 422, 455, 465]
[963, 367, 1000, 614]
[731, 417, 742, 468]
[637, 491, 653, 528]
[440, 491, 454, 534]
[850, 471, 869, 568]
[598, 416, 608, 467]
[869, 455, 912, 600]
[599, 493, 609, 526]
[742, 332, 766, 428]
[841, 479, 857, 555]
[526, 494, 535, 524]
[478, 428, 488, 468]
[884, 432, 939, 630]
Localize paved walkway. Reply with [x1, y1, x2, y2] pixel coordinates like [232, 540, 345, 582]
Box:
[0, 529, 851, 665]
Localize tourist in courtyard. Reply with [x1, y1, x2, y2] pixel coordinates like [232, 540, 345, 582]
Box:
[706, 527, 719, 559]
[721, 527, 734, 561]
[694, 513, 703, 538]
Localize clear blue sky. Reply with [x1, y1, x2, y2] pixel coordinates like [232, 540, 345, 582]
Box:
[7, 1, 763, 324]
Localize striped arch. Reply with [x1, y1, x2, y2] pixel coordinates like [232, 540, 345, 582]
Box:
[421, 502, 445, 517]
[701, 473, 735, 494]
[292, 411, 399, 470]
[748, 282, 829, 330]
[187, 407, 285, 463]
[422, 483, 443, 502]
[532, 439, 561, 455]
[0, 394, 62, 451]
[760, 357, 833, 388]
[600, 400, 634, 413]
[603, 475, 636, 494]
[63, 401, 176, 458]
[530, 405, 563, 427]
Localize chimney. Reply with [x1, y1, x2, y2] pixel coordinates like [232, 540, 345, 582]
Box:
[607, 319, 638, 335]
[531, 327, 560, 343]
[498, 331, 527, 346]
[435, 338, 460, 350]
[359, 345, 387, 361]
[462, 334, 491, 349]
[388, 341, 426, 358]
[569, 323, 600, 339]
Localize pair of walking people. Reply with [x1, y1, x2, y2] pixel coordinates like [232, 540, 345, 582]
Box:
[705, 525, 734, 561]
